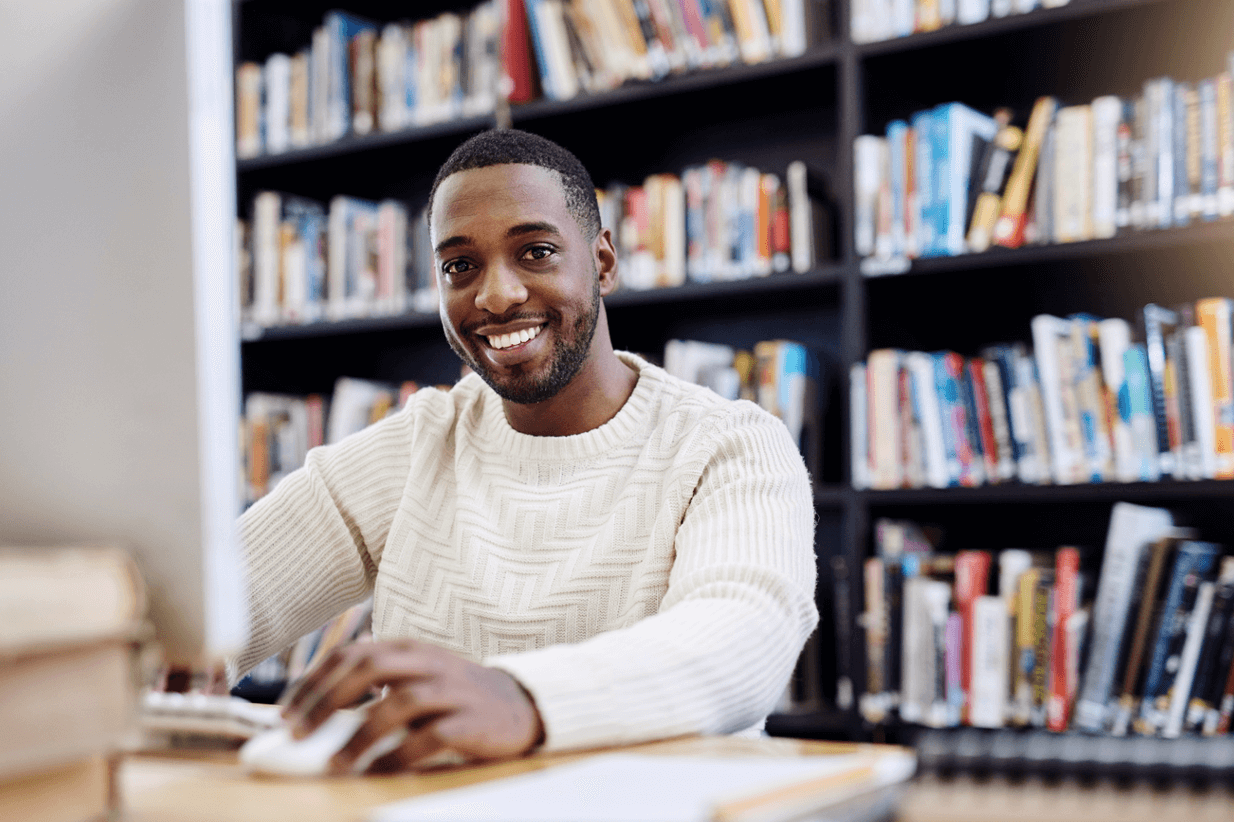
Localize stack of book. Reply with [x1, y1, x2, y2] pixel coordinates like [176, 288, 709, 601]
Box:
[237, 193, 435, 333]
[858, 502, 1234, 743]
[851, 297, 1234, 490]
[0, 545, 148, 821]
[850, 0, 1070, 45]
[600, 159, 833, 291]
[853, 53, 1234, 272]
[235, 3, 501, 158]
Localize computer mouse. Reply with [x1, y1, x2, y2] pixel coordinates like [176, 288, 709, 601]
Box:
[239, 707, 408, 776]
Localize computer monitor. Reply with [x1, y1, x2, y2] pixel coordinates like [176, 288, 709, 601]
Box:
[0, 0, 247, 665]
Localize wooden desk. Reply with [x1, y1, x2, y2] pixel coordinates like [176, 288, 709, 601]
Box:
[118, 736, 900, 822]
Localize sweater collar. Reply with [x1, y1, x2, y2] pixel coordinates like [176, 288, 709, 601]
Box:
[473, 351, 661, 461]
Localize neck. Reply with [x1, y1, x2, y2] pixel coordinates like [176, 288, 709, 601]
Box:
[502, 314, 637, 437]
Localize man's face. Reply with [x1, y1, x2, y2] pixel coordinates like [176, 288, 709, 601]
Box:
[431, 164, 603, 405]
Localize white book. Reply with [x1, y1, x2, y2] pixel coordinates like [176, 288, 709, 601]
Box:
[854, 136, 884, 258]
[377, 24, 409, 132]
[1052, 105, 1093, 243]
[779, 0, 808, 56]
[251, 191, 282, 327]
[1013, 0, 1039, 12]
[891, 0, 915, 36]
[957, 0, 990, 26]
[1031, 314, 1085, 484]
[901, 577, 951, 727]
[991, 0, 1014, 16]
[1097, 318, 1138, 482]
[263, 53, 291, 155]
[850, 363, 869, 490]
[1162, 581, 1216, 738]
[787, 161, 815, 274]
[1073, 502, 1175, 732]
[969, 595, 1009, 728]
[1186, 325, 1218, 479]
[1091, 95, 1121, 239]
[906, 352, 950, 489]
[867, 349, 903, 490]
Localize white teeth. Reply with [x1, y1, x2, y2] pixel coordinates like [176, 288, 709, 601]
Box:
[486, 324, 543, 350]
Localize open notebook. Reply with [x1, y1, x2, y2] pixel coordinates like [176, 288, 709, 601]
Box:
[369, 748, 916, 822]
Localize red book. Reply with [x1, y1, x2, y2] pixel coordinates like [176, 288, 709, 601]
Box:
[954, 550, 992, 724]
[501, 0, 536, 104]
[1047, 546, 1081, 731]
[967, 358, 1000, 484]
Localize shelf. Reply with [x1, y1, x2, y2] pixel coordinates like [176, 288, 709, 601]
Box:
[813, 484, 850, 507]
[862, 219, 1234, 279]
[239, 268, 846, 343]
[235, 114, 493, 173]
[854, 0, 1169, 58]
[859, 478, 1234, 506]
[766, 708, 863, 741]
[510, 46, 841, 123]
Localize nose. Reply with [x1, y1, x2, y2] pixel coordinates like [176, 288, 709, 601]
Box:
[473, 261, 528, 315]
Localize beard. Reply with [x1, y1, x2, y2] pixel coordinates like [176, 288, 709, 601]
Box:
[445, 274, 601, 405]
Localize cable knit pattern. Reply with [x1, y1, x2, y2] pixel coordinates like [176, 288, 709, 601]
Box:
[234, 351, 818, 751]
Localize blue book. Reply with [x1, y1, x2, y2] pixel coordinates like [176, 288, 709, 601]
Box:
[886, 120, 910, 258]
[930, 102, 999, 257]
[324, 11, 377, 141]
[1122, 345, 1160, 482]
[523, 0, 557, 100]
[910, 110, 936, 258]
[1135, 541, 1222, 734]
[1173, 81, 1192, 227]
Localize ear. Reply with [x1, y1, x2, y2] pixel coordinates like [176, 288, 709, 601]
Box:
[594, 227, 619, 296]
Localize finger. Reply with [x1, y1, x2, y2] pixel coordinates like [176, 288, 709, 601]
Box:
[280, 644, 348, 717]
[287, 647, 389, 738]
[330, 686, 441, 770]
[364, 724, 449, 774]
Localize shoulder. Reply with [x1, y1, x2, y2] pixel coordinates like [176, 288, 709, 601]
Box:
[621, 352, 803, 465]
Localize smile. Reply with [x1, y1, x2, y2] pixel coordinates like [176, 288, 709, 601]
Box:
[484, 324, 545, 350]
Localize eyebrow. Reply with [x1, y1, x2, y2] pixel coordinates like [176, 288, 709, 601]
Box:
[434, 221, 564, 257]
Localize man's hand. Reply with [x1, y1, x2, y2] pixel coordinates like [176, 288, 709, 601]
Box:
[280, 640, 545, 774]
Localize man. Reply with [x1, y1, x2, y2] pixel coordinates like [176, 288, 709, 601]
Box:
[234, 128, 818, 773]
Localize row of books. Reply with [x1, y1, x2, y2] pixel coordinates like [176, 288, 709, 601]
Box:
[854, 54, 1234, 271]
[663, 338, 820, 452]
[242, 376, 432, 505]
[520, 0, 830, 102]
[236, 3, 501, 158]
[859, 503, 1234, 740]
[235, 0, 832, 158]
[851, 297, 1234, 490]
[850, 0, 1068, 45]
[239, 159, 831, 331]
[599, 160, 833, 290]
[237, 192, 436, 331]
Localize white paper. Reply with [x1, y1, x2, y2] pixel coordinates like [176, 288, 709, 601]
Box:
[369, 752, 915, 822]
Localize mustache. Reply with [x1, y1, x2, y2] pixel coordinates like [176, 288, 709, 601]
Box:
[460, 309, 560, 337]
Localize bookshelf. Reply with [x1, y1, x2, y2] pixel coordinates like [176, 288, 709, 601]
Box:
[233, 0, 1234, 765]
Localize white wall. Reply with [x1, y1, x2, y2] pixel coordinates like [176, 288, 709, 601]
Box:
[0, 0, 246, 664]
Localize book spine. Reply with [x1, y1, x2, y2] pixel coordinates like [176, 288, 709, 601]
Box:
[831, 554, 855, 711]
[1172, 81, 1192, 226]
[1074, 503, 1173, 732]
[1011, 567, 1041, 727]
[954, 550, 992, 724]
[911, 110, 936, 258]
[1053, 104, 1093, 243]
[1185, 325, 1218, 479]
[1136, 541, 1221, 735]
[1031, 314, 1084, 485]
[1196, 298, 1234, 478]
[1047, 547, 1080, 732]
[1029, 570, 1053, 727]
[1091, 95, 1120, 239]
[945, 611, 964, 726]
[861, 556, 889, 723]
[1188, 568, 1234, 733]
[850, 362, 869, 489]
[1199, 77, 1220, 220]
[1162, 581, 1216, 738]
[969, 595, 1009, 728]
[1115, 97, 1136, 229]
[1217, 72, 1234, 217]
[1123, 345, 1162, 481]
[1109, 537, 1174, 736]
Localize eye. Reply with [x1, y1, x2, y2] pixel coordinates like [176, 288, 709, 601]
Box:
[440, 258, 474, 280]
[522, 244, 556, 262]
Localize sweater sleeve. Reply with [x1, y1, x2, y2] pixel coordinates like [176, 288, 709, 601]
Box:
[485, 406, 819, 751]
[229, 408, 416, 680]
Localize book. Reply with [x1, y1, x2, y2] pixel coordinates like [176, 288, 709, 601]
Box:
[1123, 344, 1163, 482]
[1162, 580, 1216, 738]
[968, 595, 1009, 728]
[0, 546, 146, 650]
[235, 61, 263, 159]
[1046, 546, 1080, 732]
[1142, 303, 1181, 478]
[953, 550, 992, 724]
[1108, 536, 1178, 735]
[1096, 317, 1138, 482]
[1073, 502, 1175, 733]
[1134, 540, 1222, 735]
[931, 102, 999, 257]
[966, 121, 1023, 252]
[1031, 314, 1086, 485]
[1051, 104, 1093, 243]
[849, 362, 869, 490]
[1195, 297, 1234, 478]
[1185, 324, 1219, 479]
[993, 96, 1057, 248]
[1186, 558, 1234, 733]
[1090, 94, 1121, 239]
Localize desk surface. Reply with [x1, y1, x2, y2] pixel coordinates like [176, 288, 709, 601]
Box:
[118, 735, 887, 822]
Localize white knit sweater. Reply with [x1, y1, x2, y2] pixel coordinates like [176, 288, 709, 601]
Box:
[235, 351, 818, 751]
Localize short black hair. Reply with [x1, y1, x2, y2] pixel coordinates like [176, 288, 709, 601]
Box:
[428, 128, 601, 241]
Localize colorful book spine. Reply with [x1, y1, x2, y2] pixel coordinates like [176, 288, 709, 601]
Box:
[1196, 298, 1234, 478]
[1047, 547, 1080, 732]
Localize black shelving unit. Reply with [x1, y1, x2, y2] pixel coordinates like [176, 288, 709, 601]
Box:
[233, 0, 1234, 748]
